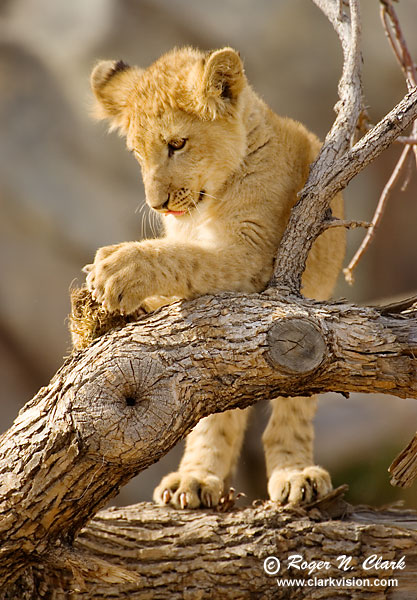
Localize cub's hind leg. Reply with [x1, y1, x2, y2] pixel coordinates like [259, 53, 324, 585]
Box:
[154, 407, 250, 509]
[263, 396, 331, 504]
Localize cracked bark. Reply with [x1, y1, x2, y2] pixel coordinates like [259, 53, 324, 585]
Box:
[5, 492, 417, 600]
[1, 295, 417, 597]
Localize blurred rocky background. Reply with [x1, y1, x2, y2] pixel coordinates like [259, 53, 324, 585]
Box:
[1, 0, 416, 508]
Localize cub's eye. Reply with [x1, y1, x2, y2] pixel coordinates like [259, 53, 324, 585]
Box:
[168, 138, 187, 157]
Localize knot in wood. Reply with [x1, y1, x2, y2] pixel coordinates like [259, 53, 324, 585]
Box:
[70, 352, 175, 464]
[266, 317, 327, 375]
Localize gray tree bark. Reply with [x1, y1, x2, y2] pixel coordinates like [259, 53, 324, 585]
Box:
[1, 0, 417, 598]
[1, 294, 416, 597]
[5, 489, 417, 600]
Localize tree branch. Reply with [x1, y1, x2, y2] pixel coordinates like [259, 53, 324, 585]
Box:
[271, 84, 417, 293]
[270, 0, 417, 295]
[312, 0, 363, 160]
[270, 0, 363, 293]
[1, 294, 417, 590]
[5, 493, 417, 599]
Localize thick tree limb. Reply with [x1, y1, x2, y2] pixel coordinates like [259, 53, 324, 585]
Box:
[1, 294, 416, 592]
[5, 493, 417, 599]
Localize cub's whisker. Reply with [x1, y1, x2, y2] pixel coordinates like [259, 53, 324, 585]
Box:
[191, 196, 203, 216]
[150, 208, 162, 238]
[199, 191, 218, 201]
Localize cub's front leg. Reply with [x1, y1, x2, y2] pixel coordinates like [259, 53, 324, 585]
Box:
[263, 396, 332, 504]
[154, 409, 250, 509]
[85, 237, 259, 314]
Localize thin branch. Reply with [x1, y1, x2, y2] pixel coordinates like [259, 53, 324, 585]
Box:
[381, 0, 417, 169]
[343, 144, 412, 285]
[396, 135, 417, 145]
[380, 0, 417, 89]
[321, 218, 371, 232]
[343, 1, 417, 284]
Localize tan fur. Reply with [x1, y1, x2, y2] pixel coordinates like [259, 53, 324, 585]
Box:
[87, 47, 346, 507]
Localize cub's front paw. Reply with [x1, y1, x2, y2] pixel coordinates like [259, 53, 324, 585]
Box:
[153, 472, 223, 509]
[84, 243, 145, 314]
[268, 465, 332, 505]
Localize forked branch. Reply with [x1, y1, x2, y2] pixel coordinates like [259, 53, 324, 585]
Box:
[271, 0, 417, 295]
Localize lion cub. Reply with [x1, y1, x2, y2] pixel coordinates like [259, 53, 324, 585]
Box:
[86, 46, 345, 508]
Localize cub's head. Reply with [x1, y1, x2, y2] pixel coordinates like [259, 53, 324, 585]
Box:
[91, 47, 247, 216]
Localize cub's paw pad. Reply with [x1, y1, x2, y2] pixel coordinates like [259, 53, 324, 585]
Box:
[153, 472, 223, 509]
[268, 465, 332, 505]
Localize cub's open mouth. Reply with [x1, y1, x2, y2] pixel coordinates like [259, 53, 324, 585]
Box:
[161, 190, 206, 217]
[163, 210, 186, 216]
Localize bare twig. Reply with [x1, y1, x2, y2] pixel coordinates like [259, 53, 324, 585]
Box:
[380, 0, 417, 167]
[343, 0, 417, 284]
[343, 144, 412, 285]
[397, 135, 417, 145]
[321, 218, 371, 232]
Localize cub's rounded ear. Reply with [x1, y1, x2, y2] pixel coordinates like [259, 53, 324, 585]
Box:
[198, 48, 245, 119]
[90, 59, 142, 132]
[91, 60, 130, 94]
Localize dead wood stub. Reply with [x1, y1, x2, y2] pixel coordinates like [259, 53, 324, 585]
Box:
[389, 431, 417, 488]
[266, 318, 327, 375]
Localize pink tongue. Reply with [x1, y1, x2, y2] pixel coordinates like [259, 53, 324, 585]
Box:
[165, 210, 185, 216]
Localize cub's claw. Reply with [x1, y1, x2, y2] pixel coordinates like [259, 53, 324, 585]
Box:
[179, 492, 188, 509]
[162, 489, 171, 504]
[82, 264, 93, 274]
